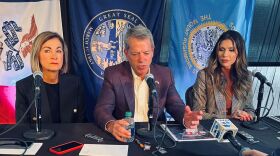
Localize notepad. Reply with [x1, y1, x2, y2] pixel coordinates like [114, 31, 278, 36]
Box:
[79, 144, 128, 156]
[0, 143, 42, 155]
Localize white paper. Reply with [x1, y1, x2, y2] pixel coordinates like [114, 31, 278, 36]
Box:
[79, 144, 128, 156]
[0, 143, 43, 155]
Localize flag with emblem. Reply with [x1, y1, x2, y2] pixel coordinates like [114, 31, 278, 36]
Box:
[0, 0, 62, 124]
[162, 0, 255, 101]
[67, 0, 165, 121]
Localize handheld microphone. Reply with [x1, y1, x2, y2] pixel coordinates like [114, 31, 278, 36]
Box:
[210, 119, 238, 142]
[210, 119, 249, 155]
[145, 73, 157, 97]
[252, 71, 272, 87]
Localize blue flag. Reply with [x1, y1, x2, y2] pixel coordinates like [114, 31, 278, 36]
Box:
[67, 0, 165, 121]
[163, 0, 255, 102]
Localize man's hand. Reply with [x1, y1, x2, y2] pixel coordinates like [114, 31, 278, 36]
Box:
[183, 106, 203, 129]
[106, 119, 131, 142]
[232, 110, 253, 121]
[242, 149, 268, 156]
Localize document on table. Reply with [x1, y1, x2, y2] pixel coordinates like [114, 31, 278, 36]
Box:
[79, 144, 128, 156]
[0, 143, 42, 155]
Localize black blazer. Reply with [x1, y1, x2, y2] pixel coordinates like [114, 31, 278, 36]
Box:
[16, 74, 85, 123]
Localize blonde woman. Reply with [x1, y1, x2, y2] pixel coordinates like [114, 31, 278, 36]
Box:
[16, 31, 85, 123]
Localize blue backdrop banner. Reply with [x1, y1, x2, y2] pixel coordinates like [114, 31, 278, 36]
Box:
[67, 0, 165, 121]
[163, 0, 255, 102]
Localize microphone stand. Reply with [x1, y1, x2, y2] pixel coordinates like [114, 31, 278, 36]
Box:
[23, 86, 55, 140]
[137, 92, 159, 138]
[242, 82, 268, 130]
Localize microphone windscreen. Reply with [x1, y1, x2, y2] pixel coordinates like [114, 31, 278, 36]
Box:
[33, 71, 43, 79]
[145, 73, 154, 81]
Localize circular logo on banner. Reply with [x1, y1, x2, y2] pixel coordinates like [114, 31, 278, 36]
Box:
[83, 9, 145, 79]
[183, 21, 228, 74]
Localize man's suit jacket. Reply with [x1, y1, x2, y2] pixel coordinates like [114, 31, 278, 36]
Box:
[94, 61, 185, 130]
[192, 69, 254, 119]
[16, 74, 85, 123]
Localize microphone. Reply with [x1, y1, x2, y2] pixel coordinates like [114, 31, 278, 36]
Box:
[33, 71, 43, 132]
[145, 73, 157, 97]
[210, 119, 238, 142]
[241, 71, 271, 130]
[252, 71, 272, 87]
[23, 71, 55, 140]
[136, 73, 160, 138]
[210, 119, 249, 154]
[33, 71, 43, 92]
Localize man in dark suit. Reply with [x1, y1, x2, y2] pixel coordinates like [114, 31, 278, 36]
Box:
[94, 25, 203, 142]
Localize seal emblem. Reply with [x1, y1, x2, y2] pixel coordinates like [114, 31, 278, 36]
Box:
[183, 21, 228, 74]
[83, 9, 145, 79]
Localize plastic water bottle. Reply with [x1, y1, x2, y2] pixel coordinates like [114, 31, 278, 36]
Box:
[124, 111, 135, 142]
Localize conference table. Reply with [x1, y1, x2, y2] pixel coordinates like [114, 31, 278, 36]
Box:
[0, 117, 279, 156]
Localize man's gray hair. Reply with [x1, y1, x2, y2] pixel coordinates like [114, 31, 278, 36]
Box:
[124, 25, 155, 50]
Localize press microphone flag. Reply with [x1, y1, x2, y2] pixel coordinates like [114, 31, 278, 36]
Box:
[210, 119, 238, 142]
[210, 119, 249, 154]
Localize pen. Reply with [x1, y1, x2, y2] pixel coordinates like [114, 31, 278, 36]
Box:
[134, 138, 144, 148]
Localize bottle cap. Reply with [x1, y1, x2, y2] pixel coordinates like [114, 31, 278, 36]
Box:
[125, 111, 132, 117]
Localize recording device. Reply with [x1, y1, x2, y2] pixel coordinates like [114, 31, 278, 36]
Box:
[137, 73, 159, 138]
[252, 71, 272, 87]
[23, 71, 55, 140]
[210, 119, 249, 154]
[49, 141, 83, 155]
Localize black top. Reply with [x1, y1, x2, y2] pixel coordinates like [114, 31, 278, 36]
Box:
[44, 82, 60, 123]
[16, 74, 86, 123]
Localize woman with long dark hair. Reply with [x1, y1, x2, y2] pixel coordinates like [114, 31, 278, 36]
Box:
[192, 30, 254, 121]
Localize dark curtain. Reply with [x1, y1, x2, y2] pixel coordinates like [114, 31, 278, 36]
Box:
[248, 0, 280, 65]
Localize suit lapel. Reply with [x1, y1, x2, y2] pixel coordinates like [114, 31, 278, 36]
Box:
[121, 63, 135, 114]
